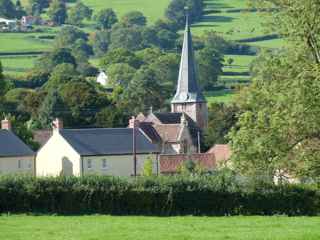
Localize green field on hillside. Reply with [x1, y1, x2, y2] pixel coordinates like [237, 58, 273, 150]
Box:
[82, 0, 170, 23]
[0, 55, 37, 75]
[0, 33, 52, 53]
[1, 215, 319, 240]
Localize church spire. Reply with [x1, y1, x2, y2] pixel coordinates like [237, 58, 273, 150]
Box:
[171, 7, 206, 104]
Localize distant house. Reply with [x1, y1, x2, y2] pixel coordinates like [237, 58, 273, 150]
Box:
[96, 71, 108, 86]
[0, 17, 17, 31]
[132, 113, 199, 154]
[207, 144, 232, 166]
[0, 118, 35, 175]
[36, 119, 160, 177]
[21, 16, 42, 27]
[159, 153, 216, 175]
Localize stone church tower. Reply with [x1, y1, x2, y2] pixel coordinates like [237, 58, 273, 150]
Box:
[171, 12, 208, 129]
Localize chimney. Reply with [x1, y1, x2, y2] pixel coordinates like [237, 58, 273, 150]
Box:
[129, 116, 140, 129]
[180, 113, 188, 126]
[52, 118, 63, 131]
[1, 118, 11, 130]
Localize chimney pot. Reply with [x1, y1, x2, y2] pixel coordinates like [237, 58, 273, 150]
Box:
[1, 118, 11, 130]
[129, 116, 140, 129]
[52, 118, 63, 131]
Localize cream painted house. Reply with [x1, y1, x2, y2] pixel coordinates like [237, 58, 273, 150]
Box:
[0, 119, 35, 175]
[36, 119, 160, 177]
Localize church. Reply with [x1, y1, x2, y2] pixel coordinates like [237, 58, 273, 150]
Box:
[130, 13, 208, 154]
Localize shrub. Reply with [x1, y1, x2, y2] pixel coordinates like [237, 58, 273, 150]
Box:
[0, 174, 319, 216]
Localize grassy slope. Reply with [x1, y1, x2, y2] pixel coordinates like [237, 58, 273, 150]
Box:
[1, 215, 320, 240]
[82, 0, 171, 24]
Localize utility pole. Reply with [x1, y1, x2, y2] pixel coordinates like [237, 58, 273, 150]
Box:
[133, 118, 137, 177]
[197, 131, 201, 154]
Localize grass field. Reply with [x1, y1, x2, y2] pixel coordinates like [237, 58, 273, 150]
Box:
[205, 89, 236, 104]
[0, 55, 38, 75]
[0, 215, 319, 240]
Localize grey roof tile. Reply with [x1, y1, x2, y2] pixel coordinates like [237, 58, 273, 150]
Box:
[0, 130, 35, 157]
[60, 128, 159, 156]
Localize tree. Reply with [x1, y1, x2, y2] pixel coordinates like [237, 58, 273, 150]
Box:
[67, 2, 92, 26]
[156, 29, 178, 50]
[204, 103, 239, 148]
[107, 63, 136, 87]
[94, 8, 117, 30]
[71, 38, 93, 58]
[36, 48, 77, 73]
[122, 66, 166, 113]
[109, 26, 144, 51]
[27, 0, 49, 15]
[45, 63, 78, 90]
[197, 46, 224, 90]
[228, 0, 320, 181]
[0, 61, 4, 97]
[91, 30, 110, 57]
[0, 0, 16, 18]
[38, 89, 64, 128]
[100, 48, 141, 69]
[47, 0, 67, 25]
[54, 25, 88, 49]
[121, 11, 146, 26]
[165, 0, 203, 28]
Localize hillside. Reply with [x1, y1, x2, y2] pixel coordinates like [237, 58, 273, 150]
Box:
[0, 0, 284, 103]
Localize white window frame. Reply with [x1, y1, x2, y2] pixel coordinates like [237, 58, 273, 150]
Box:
[102, 159, 108, 170]
[87, 159, 93, 170]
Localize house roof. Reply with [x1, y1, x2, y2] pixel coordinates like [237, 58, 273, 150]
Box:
[0, 130, 35, 157]
[153, 112, 183, 124]
[139, 122, 162, 143]
[59, 128, 159, 156]
[153, 124, 182, 143]
[171, 13, 206, 104]
[207, 144, 232, 163]
[160, 153, 216, 174]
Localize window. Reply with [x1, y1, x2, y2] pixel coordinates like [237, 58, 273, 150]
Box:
[102, 159, 108, 170]
[18, 160, 22, 169]
[27, 160, 32, 169]
[87, 159, 92, 169]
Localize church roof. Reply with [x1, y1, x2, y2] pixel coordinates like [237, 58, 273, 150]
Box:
[171, 13, 206, 104]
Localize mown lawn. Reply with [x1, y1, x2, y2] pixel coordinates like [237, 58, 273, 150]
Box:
[0, 215, 319, 240]
[205, 89, 236, 104]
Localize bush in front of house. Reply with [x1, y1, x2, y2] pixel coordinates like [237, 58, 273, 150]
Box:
[0, 173, 319, 216]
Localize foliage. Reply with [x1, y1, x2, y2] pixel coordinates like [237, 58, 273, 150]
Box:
[142, 157, 154, 176]
[165, 0, 203, 28]
[67, 2, 92, 26]
[0, 175, 319, 216]
[100, 48, 141, 69]
[38, 89, 64, 128]
[204, 102, 239, 148]
[107, 63, 136, 87]
[109, 25, 145, 51]
[47, 0, 67, 25]
[230, 1, 320, 181]
[197, 46, 224, 90]
[54, 26, 88, 49]
[94, 8, 118, 30]
[0, 0, 17, 18]
[121, 11, 147, 27]
[91, 30, 110, 56]
[122, 66, 166, 114]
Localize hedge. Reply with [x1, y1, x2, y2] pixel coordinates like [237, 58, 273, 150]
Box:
[0, 175, 319, 216]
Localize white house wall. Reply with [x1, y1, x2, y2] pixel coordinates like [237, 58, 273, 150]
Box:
[0, 156, 35, 175]
[82, 154, 158, 176]
[36, 131, 81, 177]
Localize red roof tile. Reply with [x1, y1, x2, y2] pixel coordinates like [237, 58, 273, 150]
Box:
[160, 153, 216, 174]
